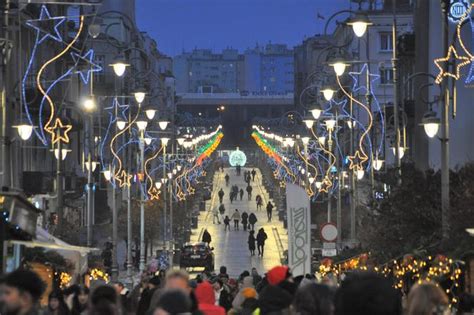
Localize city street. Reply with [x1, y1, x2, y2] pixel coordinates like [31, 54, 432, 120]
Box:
[190, 168, 287, 276]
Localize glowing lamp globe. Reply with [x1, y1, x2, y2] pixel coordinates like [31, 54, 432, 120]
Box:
[133, 90, 146, 104]
[145, 109, 157, 120]
[321, 88, 335, 101]
[229, 148, 247, 167]
[103, 169, 112, 181]
[136, 120, 148, 131]
[155, 182, 162, 189]
[357, 169, 365, 180]
[347, 14, 372, 38]
[158, 121, 169, 130]
[110, 57, 129, 77]
[421, 111, 440, 138]
[391, 147, 406, 159]
[161, 137, 170, 146]
[373, 158, 384, 171]
[116, 119, 126, 130]
[15, 124, 34, 140]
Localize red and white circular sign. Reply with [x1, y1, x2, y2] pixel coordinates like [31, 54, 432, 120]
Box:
[320, 223, 338, 242]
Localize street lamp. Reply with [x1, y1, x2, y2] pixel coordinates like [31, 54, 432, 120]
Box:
[136, 119, 148, 131]
[373, 157, 384, 171]
[421, 110, 440, 138]
[324, 117, 337, 131]
[302, 115, 315, 129]
[103, 168, 112, 181]
[329, 57, 348, 76]
[52, 148, 71, 160]
[309, 102, 323, 120]
[110, 56, 129, 77]
[161, 137, 170, 147]
[321, 86, 335, 101]
[13, 124, 34, 141]
[155, 182, 162, 189]
[84, 161, 98, 172]
[133, 88, 146, 104]
[145, 109, 157, 120]
[301, 136, 310, 145]
[318, 136, 327, 146]
[356, 169, 365, 180]
[158, 120, 169, 131]
[347, 13, 372, 37]
[391, 146, 406, 159]
[116, 118, 126, 130]
[83, 96, 96, 112]
[177, 137, 185, 146]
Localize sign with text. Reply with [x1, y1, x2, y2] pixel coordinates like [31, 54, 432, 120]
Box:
[286, 183, 311, 276]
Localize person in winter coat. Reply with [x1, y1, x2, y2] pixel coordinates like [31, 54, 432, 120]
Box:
[231, 276, 257, 312]
[256, 228, 268, 256]
[251, 169, 257, 181]
[224, 216, 231, 231]
[194, 281, 226, 315]
[225, 174, 230, 186]
[241, 211, 249, 231]
[246, 185, 253, 200]
[247, 231, 256, 256]
[137, 276, 161, 315]
[256, 195, 263, 211]
[248, 213, 258, 231]
[202, 229, 212, 245]
[266, 201, 274, 222]
[152, 289, 192, 315]
[218, 189, 224, 204]
[231, 209, 241, 230]
[213, 279, 232, 311]
[239, 188, 244, 200]
[44, 291, 70, 315]
[219, 203, 226, 222]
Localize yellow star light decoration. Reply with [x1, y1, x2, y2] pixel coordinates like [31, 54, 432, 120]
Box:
[319, 176, 333, 193]
[434, 45, 471, 84]
[45, 118, 73, 144]
[148, 186, 161, 201]
[115, 170, 132, 188]
[348, 150, 369, 171]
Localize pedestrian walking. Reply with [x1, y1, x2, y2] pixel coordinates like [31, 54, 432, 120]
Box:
[248, 231, 256, 256]
[202, 229, 212, 245]
[224, 216, 231, 231]
[231, 209, 241, 230]
[229, 191, 235, 203]
[266, 201, 274, 222]
[239, 188, 244, 200]
[44, 291, 69, 315]
[218, 188, 224, 204]
[225, 173, 230, 186]
[1, 269, 46, 315]
[236, 165, 241, 176]
[233, 185, 239, 195]
[248, 212, 257, 231]
[251, 169, 256, 181]
[246, 185, 253, 200]
[213, 205, 221, 224]
[256, 195, 263, 210]
[219, 203, 226, 222]
[241, 211, 249, 231]
[71, 286, 89, 315]
[256, 228, 268, 256]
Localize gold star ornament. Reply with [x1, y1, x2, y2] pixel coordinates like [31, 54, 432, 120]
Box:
[434, 45, 471, 84]
[348, 150, 369, 171]
[115, 170, 133, 188]
[45, 118, 73, 144]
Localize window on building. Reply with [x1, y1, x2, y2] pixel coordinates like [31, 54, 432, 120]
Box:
[380, 33, 393, 52]
[380, 68, 394, 84]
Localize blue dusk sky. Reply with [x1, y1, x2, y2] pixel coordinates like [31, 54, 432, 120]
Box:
[135, 0, 351, 56]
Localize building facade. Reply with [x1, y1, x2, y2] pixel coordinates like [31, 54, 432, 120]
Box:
[174, 43, 294, 94]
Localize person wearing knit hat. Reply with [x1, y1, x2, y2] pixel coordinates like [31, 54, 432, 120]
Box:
[267, 265, 290, 286]
[242, 287, 257, 299]
[258, 266, 297, 315]
[232, 276, 258, 312]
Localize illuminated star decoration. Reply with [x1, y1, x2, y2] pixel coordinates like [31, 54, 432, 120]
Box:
[104, 97, 129, 122]
[115, 170, 133, 188]
[348, 63, 380, 94]
[348, 150, 369, 171]
[45, 118, 73, 144]
[148, 186, 161, 201]
[319, 176, 333, 193]
[71, 49, 103, 84]
[434, 45, 471, 84]
[25, 5, 66, 44]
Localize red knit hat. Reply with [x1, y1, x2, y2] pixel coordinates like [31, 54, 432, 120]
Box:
[267, 265, 289, 285]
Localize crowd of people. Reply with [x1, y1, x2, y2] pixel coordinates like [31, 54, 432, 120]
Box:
[2, 264, 472, 315]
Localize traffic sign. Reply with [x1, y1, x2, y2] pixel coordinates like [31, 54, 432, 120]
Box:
[320, 223, 338, 242]
[322, 248, 337, 257]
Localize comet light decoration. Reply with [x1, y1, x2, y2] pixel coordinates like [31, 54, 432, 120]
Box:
[23, 6, 102, 145]
[454, 4, 474, 84]
[195, 132, 224, 165]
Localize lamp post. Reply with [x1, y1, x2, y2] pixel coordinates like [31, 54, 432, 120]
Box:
[136, 115, 148, 273]
[83, 96, 96, 247]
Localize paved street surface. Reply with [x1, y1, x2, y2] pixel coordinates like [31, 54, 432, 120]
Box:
[190, 167, 288, 277]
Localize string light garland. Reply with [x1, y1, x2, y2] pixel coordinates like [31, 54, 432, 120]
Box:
[195, 132, 224, 165]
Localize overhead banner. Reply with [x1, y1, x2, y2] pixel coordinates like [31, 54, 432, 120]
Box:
[286, 183, 311, 276]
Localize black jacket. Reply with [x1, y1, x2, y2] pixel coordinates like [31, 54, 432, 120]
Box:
[248, 213, 257, 224]
[256, 231, 268, 245]
[258, 283, 293, 315]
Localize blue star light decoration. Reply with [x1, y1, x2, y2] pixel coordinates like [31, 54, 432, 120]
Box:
[25, 5, 66, 44]
[348, 63, 380, 94]
[104, 97, 129, 123]
[71, 49, 103, 84]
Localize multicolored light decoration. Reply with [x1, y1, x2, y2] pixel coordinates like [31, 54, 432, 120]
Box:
[195, 132, 224, 165]
[251, 130, 282, 164]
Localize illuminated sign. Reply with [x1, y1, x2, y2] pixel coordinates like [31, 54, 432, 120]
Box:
[448, 0, 471, 23]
